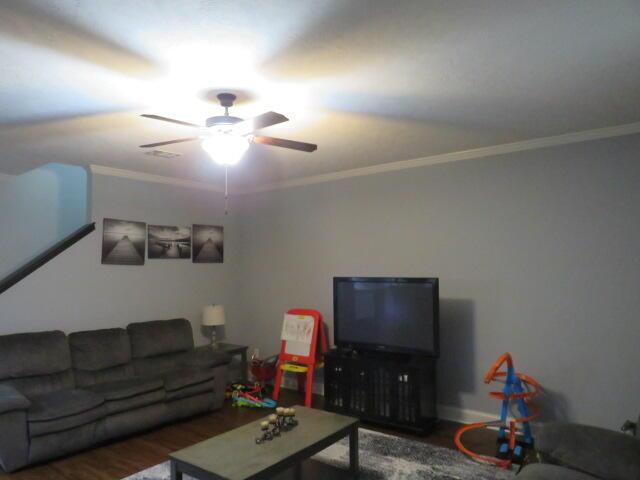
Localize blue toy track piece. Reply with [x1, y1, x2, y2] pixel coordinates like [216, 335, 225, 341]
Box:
[260, 398, 277, 408]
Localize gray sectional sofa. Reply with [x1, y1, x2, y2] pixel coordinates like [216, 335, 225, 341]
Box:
[0, 318, 230, 472]
[518, 422, 640, 480]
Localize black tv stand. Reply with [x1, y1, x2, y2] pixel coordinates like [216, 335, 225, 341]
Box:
[324, 348, 437, 434]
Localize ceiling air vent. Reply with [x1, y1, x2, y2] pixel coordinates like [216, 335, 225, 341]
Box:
[144, 149, 181, 159]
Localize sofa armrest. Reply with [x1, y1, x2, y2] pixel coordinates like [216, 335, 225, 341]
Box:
[181, 347, 232, 369]
[181, 349, 230, 410]
[517, 463, 600, 480]
[0, 385, 30, 472]
[0, 385, 30, 415]
[533, 422, 640, 480]
[210, 364, 228, 410]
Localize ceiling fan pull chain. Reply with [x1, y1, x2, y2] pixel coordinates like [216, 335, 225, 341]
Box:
[224, 165, 229, 215]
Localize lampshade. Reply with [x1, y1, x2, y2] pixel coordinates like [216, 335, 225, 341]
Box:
[202, 304, 226, 326]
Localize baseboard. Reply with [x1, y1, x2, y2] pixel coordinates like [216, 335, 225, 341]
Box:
[436, 405, 496, 425]
[279, 377, 496, 425]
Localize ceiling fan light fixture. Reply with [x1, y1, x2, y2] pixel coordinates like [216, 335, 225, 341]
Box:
[201, 133, 249, 166]
[141, 91, 316, 157]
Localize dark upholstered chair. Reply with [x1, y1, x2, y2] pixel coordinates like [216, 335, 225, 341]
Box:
[518, 422, 640, 480]
[0, 319, 230, 472]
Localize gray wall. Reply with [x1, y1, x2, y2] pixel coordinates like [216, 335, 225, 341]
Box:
[0, 163, 88, 278]
[1, 134, 638, 429]
[236, 134, 640, 429]
[0, 173, 240, 346]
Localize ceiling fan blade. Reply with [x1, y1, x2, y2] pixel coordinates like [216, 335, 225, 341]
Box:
[141, 114, 202, 128]
[252, 136, 317, 152]
[139, 137, 199, 148]
[232, 112, 289, 135]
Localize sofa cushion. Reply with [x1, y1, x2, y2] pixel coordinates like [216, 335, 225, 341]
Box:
[518, 464, 598, 480]
[127, 319, 194, 359]
[0, 331, 70, 379]
[88, 378, 165, 415]
[166, 379, 215, 402]
[88, 378, 163, 401]
[180, 347, 231, 370]
[161, 368, 216, 402]
[106, 389, 166, 415]
[132, 352, 187, 377]
[27, 389, 106, 437]
[69, 328, 132, 371]
[534, 422, 640, 480]
[74, 363, 136, 388]
[132, 348, 230, 378]
[0, 370, 75, 399]
[161, 368, 216, 392]
[28, 389, 104, 421]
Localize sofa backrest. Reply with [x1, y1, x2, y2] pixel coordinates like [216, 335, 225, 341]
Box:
[69, 328, 135, 387]
[127, 319, 194, 376]
[127, 319, 194, 358]
[0, 331, 74, 397]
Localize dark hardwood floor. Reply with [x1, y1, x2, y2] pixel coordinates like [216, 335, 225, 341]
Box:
[1, 391, 496, 480]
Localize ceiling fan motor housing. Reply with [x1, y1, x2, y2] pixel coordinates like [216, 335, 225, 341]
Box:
[205, 115, 243, 127]
[216, 92, 237, 107]
[207, 93, 243, 127]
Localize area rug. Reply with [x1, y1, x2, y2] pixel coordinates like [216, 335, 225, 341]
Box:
[123, 428, 515, 480]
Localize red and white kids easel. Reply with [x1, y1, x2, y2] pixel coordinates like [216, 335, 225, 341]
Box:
[272, 309, 328, 407]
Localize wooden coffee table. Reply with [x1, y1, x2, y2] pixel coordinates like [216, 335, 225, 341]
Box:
[169, 406, 359, 479]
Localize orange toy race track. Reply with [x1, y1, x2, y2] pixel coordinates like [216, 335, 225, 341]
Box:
[454, 352, 541, 469]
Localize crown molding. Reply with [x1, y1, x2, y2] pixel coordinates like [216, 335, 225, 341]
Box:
[88, 121, 640, 195]
[89, 165, 225, 193]
[247, 121, 640, 194]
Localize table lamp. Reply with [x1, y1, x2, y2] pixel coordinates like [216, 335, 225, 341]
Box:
[202, 304, 225, 349]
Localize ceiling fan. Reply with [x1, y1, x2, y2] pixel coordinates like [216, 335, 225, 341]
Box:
[139, 93, 317, 166]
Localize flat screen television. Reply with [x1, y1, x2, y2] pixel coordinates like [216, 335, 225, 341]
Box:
[333, 277, 439, 357]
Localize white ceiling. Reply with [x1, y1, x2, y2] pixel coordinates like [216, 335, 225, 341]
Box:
[1, 0, 639, 191]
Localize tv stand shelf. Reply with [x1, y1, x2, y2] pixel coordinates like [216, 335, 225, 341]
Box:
[324, 349, 437, 434]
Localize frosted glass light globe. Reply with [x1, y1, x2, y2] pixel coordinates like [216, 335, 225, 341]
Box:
[201, 133, 249, 166]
